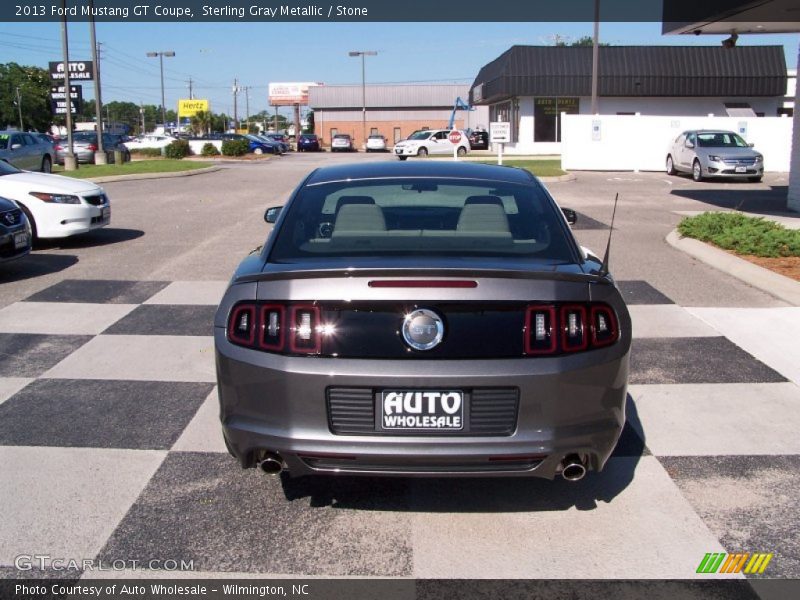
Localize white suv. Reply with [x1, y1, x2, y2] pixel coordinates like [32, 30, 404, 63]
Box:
[393, 129, 471, 160]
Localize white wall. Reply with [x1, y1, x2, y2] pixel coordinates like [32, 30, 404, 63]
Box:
[188, 139, 222, 155]
[561, 114, 793, 172]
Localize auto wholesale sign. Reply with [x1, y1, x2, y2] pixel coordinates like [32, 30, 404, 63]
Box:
[268, 82, 321, 106]
[177, 99, 210, 118]
[49, 60, 94, 81]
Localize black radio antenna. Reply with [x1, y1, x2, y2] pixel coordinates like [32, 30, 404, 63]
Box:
[599, 193, 619, 277]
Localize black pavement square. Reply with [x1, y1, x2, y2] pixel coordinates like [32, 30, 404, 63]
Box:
[571, 212, 607, 230]
[660, 455, 800, 579]
[98, 452, 413, 575]
[0, 333, 92, 377]
[629, 337, 787, 385]
[0, 379, 214, 449]
[24, 279, 169, 304]
[617, 280, 674, 305]
[102, 305, 216, 336]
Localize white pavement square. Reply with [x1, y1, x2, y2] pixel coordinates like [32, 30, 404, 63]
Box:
[143, 281, 228, 306]
[630, 382, 800, 456]
[686, 307, 800, 384]
[171, 387, 228, 453]
[410, 457, 732, 579]
[0, 446, 166, 566]
[0, 377, 33, 406]
[629, 305, 720, 338]
[41, 335, 216, 383]
[0, 302, 137, 335]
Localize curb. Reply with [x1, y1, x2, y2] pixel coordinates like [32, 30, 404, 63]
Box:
[540, 173, 576, 183]
[666, 229, 800, 306]
[84, 166, 223, 184]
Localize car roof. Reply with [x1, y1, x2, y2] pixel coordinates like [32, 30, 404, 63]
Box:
[304, 161, 537, 186]
[684, 129, 738, 135]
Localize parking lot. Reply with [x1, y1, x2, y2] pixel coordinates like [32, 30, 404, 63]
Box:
[1, 152, 798, 582]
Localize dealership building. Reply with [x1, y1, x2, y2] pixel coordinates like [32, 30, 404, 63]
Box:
[309, 84, 489, 147]
[469, 45, 788, 154]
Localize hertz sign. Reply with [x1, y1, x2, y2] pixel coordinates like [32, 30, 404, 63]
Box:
[177, 99, 209, 118]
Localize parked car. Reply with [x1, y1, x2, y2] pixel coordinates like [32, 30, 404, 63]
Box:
[263, 133, 291, 152]
[55, 132, 131, 165]
[123, 134, 177, 151]
[297, 134, 321, 152]
[214, 161, 631, 482]
[393, 129, 471, 160]
[366, 134, 388, 152]
[0, 195, 31, 262]
[666, 130, 764, 183]
[0, 130, 54, 173]
[243, 134, 283, 155]
[469, 129, 490, 150]
[331, 134, 354, 152]
[0, 159, 110, 240]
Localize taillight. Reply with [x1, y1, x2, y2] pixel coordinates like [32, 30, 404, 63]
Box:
[228, 302, 324, 355]
[524, 302, 619, 355]
[87, 144, 97, 152]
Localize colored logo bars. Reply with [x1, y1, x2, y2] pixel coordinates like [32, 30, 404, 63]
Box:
[697, 552, 773, 574]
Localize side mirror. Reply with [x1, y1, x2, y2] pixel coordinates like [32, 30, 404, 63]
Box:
[561, 208, 578, 225]
[10, 143, 22, 150]
[685, 141, 695, 149]
[264, 206, 282, 224]
[748, 143, 755, 148]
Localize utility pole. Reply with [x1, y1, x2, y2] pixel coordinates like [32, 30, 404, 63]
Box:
[15, 87, 23, 131]
[140, 102, 145, 134]
[146, 50, 175, 132]
[348, 50, 377, 148]
[232, 78, 239, 132]
[89, 0, 106, 163]
[188, 77, 193, 100]
[60, 0, 76, 170]
[243, 86, 250, 132]
[591, 0, 600, 115]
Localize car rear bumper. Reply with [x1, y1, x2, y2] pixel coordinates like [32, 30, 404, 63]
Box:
[216, 330, 630, 479]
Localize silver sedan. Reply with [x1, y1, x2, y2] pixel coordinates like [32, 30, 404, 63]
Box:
[666, 130, 764, 183]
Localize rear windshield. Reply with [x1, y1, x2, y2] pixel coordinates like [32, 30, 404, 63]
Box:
[269, 178, 576, 262]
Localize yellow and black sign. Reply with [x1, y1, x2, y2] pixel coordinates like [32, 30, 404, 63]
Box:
[177, 99, 209, 118]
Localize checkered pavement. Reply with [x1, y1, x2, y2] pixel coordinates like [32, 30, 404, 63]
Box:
[0, 279, 798, 580]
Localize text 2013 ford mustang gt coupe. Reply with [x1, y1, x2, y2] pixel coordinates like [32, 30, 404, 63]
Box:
[215, 161, 630, 482]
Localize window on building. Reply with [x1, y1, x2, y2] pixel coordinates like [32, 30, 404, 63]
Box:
[393, 127, 402, 143]
[370, 128, 379, 136]
[533, 98, 579, 142]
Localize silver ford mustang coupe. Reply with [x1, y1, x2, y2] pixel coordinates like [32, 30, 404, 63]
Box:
[215, 161, 631, 482]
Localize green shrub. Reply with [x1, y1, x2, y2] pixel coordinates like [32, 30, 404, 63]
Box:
[130, 147, 162, 157]
[163, 139, 191, 159]
[678, 212, 800, 258]
[201, 142, 220, 156]
[221, 138, 249, 156]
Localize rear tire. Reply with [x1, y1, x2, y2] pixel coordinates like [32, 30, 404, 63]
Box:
[417, 147, 428, 157]
[398, 156, 408, 161]
[666, 155, 676, 175]
[41, 155, 52, 173]
[692, 160, 703, 182]
[457, 146, 467, 157]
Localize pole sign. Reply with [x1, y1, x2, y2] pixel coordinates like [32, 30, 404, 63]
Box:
[489, 122, 511, 143]
[50, 85, 82, 115]
[178, 99, 210, 118]
[49, 61, 94, 81]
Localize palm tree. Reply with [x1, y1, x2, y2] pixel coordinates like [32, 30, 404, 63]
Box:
[190, 110, 212, 136]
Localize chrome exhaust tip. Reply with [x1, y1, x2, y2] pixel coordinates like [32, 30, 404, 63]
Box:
[560, 454, 587, 482]
[257, 452, 284, 475]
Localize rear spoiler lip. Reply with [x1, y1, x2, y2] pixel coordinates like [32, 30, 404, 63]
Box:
[234, 267, 614, 285]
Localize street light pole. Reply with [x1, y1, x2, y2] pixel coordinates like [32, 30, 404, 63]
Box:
[348, 50, 377, 149]
[146, 50, 175, 132]
[89, 0, 106, 164]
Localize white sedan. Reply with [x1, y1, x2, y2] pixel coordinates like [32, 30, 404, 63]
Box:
[123, 134, 176, 151]
[0, 159, 110, 239]
[393, 129, 471, 160]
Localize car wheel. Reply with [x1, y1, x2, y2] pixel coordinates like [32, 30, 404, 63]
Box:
[18, 203, 38, 243]
[254, 147, 264, 155]
[666, 155, 676, 175]
[749, 176, 763, 183]
[457, 146, 467, 157]
[398, 156, 408, 161]
[692, 160, 703, 182]
[417, 147, 428, 157]
[41, 155, 52, 173]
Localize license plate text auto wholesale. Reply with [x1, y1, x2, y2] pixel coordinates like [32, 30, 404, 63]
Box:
[13, 232, 28, 249]
[382, 390, 463, 430]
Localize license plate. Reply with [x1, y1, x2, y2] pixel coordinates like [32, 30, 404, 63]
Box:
[735, 166, 747, 173]
[101, 206, 110, 220]
[381, 390, 464, 431]
[13, 232, 28, 249]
